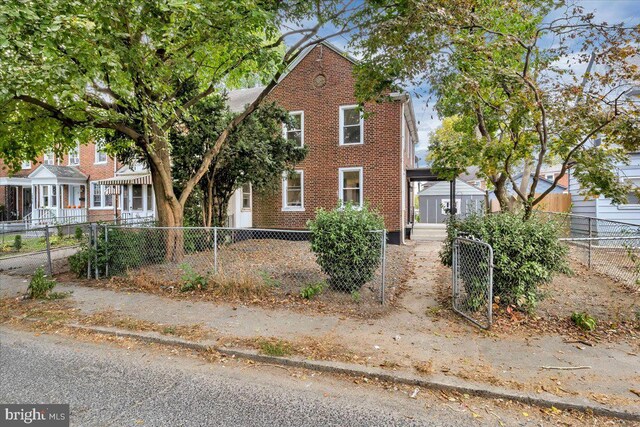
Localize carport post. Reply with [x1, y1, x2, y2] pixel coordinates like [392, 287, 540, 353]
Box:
[44, 225, 52, 275]
[449, 179, 457, 216]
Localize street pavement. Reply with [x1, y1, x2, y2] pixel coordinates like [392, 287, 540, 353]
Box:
[0, 327, 495, 427]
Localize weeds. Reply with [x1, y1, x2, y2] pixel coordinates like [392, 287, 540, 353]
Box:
[258, 271, 281, 288]
[351, 290, 361, 303]
[300, 281, 324, 300]
[571, 312, 596, 332]
[180, 264, 208, 292]
[27, 267, 56, 299]
[259, 339, 292, 357]
[74, 226, 83, 240]
[13, 235, 22, 251]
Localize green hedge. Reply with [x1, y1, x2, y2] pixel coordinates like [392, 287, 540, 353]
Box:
[308, 204, 384, 293]
[441, 212, 570, 311]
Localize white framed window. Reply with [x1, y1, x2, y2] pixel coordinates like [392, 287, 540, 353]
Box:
[68, 143, 80, 165]
[619, 177, 640, 209]
[95, 141, 108, 164]
[441, 199, 461, 215]
[282, 170, 304, 211]
[339, 167, 363, 208]
[242, 183, 251, 210]
[544, 173, 554, 181]
[43, 150, 55, 165]
[21, 160, 31, 170]
[284, 111, 304, 147]
[90, 182, 113, 209]
[339, 105, 364, 145]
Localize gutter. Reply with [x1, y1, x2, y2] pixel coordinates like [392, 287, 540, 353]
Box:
[389, 92, 419, 145]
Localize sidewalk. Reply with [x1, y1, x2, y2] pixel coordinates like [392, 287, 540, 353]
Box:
[2, 242, 639, 416]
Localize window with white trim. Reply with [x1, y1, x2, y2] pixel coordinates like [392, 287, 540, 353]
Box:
[242, 183, 251, 210]
[544, 173, 554, 181]
[91, 182, 113, 208]
[282, 170, 303, 210]
[95, 141, 107, 164]
[43, 150, 55, 165]
[339, 105, 363, 145]
[620, 177, 640, 207]
[441, 199, 461, 215]
[21, 160, 31, 169]
[339, 167, 363, 208]
[284, 111, 304, 147]
[68, 143, 80, 165]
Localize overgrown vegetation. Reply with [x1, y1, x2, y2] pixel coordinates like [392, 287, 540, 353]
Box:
[308, 203, 384, 293]
[74, 226, 83, 240]
[13, 235, 21, 250]
[27, 267, 56, 299]
[571, 312, 597, 332]
[300, 281, 324, 300]
[179, 264, 208, 292]
[69, 228, 165, 278]
[441, 212, 569, 312]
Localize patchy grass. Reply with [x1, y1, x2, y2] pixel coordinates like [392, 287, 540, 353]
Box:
[259, 339, 292, 357]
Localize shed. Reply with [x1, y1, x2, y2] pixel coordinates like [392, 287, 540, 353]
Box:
[417, 179, 485, 223]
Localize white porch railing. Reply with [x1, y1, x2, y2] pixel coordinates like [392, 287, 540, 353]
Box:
[120, 210, 155, 222]
[32, 208, 88, 225]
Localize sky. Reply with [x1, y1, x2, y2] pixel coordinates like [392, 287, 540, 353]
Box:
[295, 0, 640, 164]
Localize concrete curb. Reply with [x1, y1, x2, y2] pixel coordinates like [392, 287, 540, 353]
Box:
[68, 323, 640, 422]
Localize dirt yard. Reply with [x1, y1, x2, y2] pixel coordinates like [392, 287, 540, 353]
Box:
[63, 239, 413, 317]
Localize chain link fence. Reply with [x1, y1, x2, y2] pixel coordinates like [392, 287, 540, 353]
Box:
[452, 236, 493, 329]
[85, 225, 388, 305]
[535, 212, 640, 290]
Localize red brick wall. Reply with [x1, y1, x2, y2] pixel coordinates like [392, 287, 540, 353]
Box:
[252, 45, 404, 234]
[0, 142, 118, 221]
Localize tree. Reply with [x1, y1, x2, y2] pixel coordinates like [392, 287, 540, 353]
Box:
[355, 0, 640, 217]
[0, 0, 370, 252]
[171, 97, 307, 227]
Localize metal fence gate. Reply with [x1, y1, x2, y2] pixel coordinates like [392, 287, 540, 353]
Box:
[452, 236, 494, 329]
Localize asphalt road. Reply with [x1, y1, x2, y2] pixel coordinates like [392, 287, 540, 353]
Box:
[0, 327, 582, 427]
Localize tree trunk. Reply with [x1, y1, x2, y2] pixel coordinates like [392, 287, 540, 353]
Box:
[492, 174, 510, 212]
[146, 126, 185, 262]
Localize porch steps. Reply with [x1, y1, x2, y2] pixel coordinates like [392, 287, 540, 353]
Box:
[411, 223, 447, 241]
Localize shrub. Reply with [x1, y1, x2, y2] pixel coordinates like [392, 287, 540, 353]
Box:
[308, 203, 385, 293]
[28, 267, 56, 299]
[300, 281, 324, 299]
[57, 225, 64, 239]
[571, 312, 596, 331]
[13, 235, 22, 251]
[68, 227, 166, 278]
[179, 264, 208, 292]
[74, 226, 83, 240]
[441, 212, 569, 312]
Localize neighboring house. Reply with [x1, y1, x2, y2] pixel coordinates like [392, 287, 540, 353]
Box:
[226, 41, 419, 244]
[568, 87, 640, 226]
[417, 179, 485, 223]
[506, 172, 568, 196]
[568, 153, 640, 226]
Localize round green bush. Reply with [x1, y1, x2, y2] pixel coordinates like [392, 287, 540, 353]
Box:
[308, 203, 385, 292]
[441, 212, 570, 311]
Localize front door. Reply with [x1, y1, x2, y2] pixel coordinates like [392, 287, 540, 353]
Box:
[22, 187, 32, 218]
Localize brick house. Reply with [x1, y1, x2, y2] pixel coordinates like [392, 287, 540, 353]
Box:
[0, 142, 155, 224]
[1, 42, 418, 242]
[227, 42, 419, 243]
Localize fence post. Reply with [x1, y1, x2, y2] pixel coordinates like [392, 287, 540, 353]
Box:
[379, 229, 387, 304]
[588, 217, 592, 269]
[104, 224, 109, 277]
[93, 223, 99, 279]
[214, 227, 218, 274]
[87, 224, 92, 279]
[44, 225, 53, 276]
